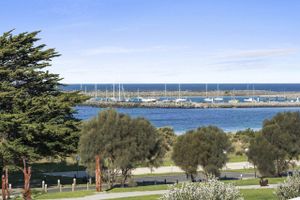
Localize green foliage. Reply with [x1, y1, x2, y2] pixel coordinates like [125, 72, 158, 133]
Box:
[160, 176, 243, 200]
[276, 173, 300, 200]
[157, 127, 177, 151]
[247, 133, 277, 177]
[79, 109, 166, 188]
[247, 112, 300, 176]
[0, 30, 86, 170]
[172, 126, 232, 179]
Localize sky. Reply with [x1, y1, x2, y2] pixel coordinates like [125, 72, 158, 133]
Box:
[1, 0, 300, 83]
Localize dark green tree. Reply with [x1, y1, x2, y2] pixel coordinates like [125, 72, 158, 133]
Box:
[79, 109, 166, 188]
[172, 132, 199, 181]
[247, 133, 277, 177]
[172, 126, 232, 180]
[0, 30, 86, 172]
[247, 112, 300, 176]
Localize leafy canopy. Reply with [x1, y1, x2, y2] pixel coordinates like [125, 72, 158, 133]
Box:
[79, 109, 166, 187]
[172, 126, 232, 179]
[248, 112, 300, 176]
[0, 30, 86, 170]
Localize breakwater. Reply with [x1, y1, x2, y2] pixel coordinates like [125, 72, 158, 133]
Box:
[82, 101, 300, 109]
[82, 90, 300, 98]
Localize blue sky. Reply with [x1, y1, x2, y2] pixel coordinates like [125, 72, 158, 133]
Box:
[1, 0, 300, 83]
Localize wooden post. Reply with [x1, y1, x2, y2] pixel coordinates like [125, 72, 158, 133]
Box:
[44, 184, 48, 193]
[95, 155, 102, 192]
[23, 158, 31, 200]
[42, 180, 45, 189]
[8, 184, 12, 197]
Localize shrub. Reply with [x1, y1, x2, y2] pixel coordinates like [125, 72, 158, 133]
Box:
[160, 176, 243, 200]
[276, 173, 300, 200]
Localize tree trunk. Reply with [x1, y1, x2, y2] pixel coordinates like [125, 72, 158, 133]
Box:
[121, 169, 130, 187]
[5, 168, 9, 199]
[23, 158, 31, 200]
[191, 174, 195, 182]
[1, 168, 9, 200]
[95, 155, 102, 192]
[2, 174, 6, 200]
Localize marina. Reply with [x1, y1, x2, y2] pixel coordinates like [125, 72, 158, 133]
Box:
[75, 83, 300, 108]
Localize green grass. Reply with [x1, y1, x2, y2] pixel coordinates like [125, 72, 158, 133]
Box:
[109, 189, 277, 200]
[228, 154, 248, 162]
[108, 184, 170, 193]
[109, 177, 286, 194]
[241, 189, 276, 200]
[34, 190, 95, 199]
[224, 177, 285, 186]
[111, 195, 161, 200]
[7, 160, 88, 187]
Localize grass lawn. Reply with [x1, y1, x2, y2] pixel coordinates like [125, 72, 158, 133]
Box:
[34, 190, 95, 199]
[228, 154, 248, 162]
[111, 195, 161, 200]
[108, 184, 170, 193]
[224, 177, 285, 186]
[241, 189, 276, 200]
[109, 189, 276, 200]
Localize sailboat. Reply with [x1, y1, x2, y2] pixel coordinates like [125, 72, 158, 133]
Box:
[175, 84, 188, 103]
[133, 88, 157, 102]
[228, 90, 239, 104]
[162, 84, 171, 102]
[110, 83, 117, 102]
[214, 84, 223, 102]
[243, 84, 255, 102]
[204, 84, 214, 103]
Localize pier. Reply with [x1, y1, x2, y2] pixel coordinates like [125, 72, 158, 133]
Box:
[82, 101, 300, 109]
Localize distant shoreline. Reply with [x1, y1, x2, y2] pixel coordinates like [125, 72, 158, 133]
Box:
[81, 101, 300, 109]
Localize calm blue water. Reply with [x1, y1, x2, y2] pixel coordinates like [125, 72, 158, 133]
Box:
[75, 106, 300, 134]
[63, 83, 300, 92]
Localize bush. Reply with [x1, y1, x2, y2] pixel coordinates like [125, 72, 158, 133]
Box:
[160, 176, 243, 200]
[276, 173, 300, 200]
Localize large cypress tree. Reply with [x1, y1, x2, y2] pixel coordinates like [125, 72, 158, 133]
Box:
[0, 30, 86, 171]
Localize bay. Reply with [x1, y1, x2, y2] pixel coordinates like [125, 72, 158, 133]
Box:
[75, 106, 300, 134]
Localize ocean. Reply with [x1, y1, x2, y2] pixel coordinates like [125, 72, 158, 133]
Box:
[74, 106, 300, 134]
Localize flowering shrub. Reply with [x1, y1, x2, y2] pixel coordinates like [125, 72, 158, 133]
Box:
[276, 173, 300, 200]
[160, 176, 243, 200]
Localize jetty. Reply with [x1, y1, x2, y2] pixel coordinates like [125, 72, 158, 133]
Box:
[81, 101, 300, 109]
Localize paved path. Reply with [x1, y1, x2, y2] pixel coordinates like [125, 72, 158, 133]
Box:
[51, 184, 278, 200]
[45, 161, 254, 178]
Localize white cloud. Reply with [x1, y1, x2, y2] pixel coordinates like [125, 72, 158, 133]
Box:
[219, 48, 297, 59]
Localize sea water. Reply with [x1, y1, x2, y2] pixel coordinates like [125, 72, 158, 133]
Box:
[74, 106, 300, 134]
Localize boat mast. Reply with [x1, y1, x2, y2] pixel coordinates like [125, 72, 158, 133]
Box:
[165, 84, 167, 99]
[178, 83, 181, 99]
[118, 83, 121, 101]
[113, 83, 115, 99]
